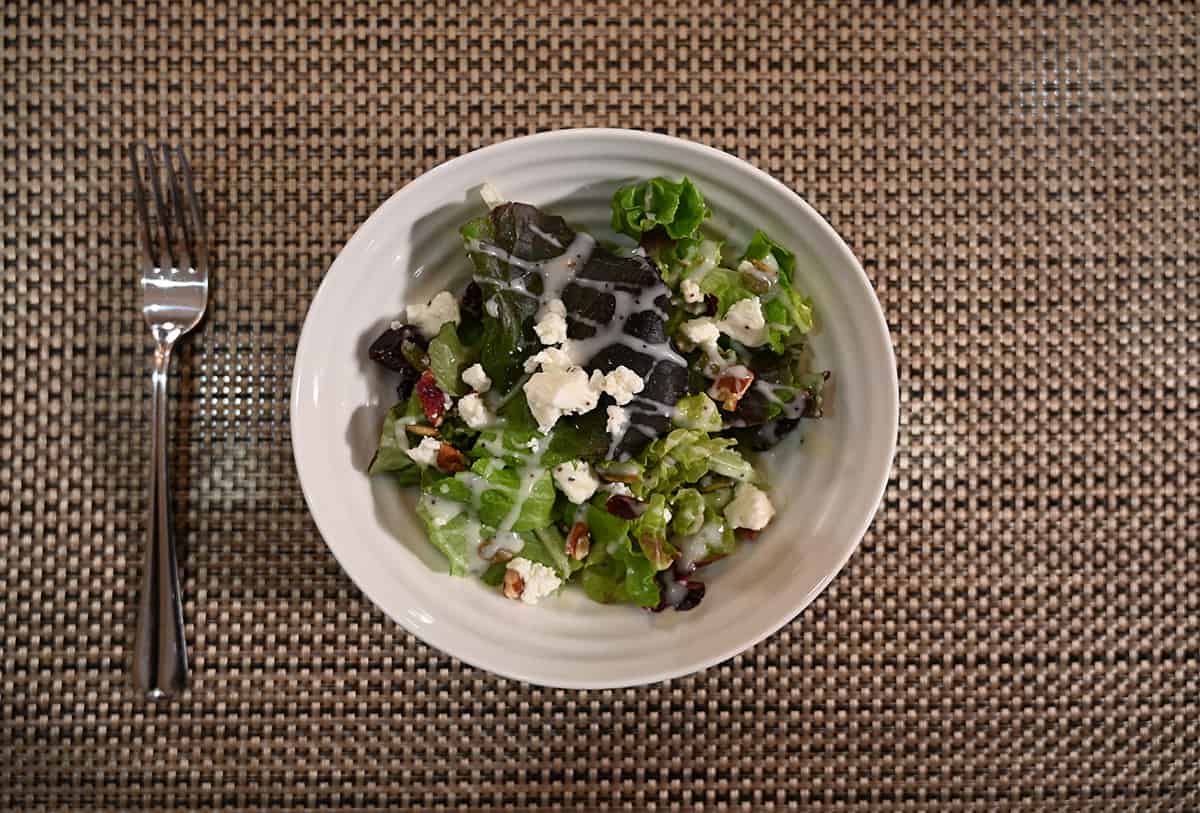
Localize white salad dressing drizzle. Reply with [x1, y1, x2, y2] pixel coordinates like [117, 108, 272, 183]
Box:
[527, 223, 564, 249]
[495, 434, 548, 533]
[561, 276, 685, 370]
[752, 380, 807, 419]
[662, 578, 689, 606]
[393, 415, 419, 450]
[467, 233, 596, 306]
[677, 520, 726, 570]
[479, 531, 525, 562]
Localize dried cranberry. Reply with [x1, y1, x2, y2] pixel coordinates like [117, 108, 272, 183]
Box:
[415, 370, 448, 427]
[605, 494, 647, 520]
[461, 281, 484, 323]
[704, 293, 719, 316]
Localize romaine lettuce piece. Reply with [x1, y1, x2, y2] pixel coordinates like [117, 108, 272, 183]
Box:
[670, 488, 706, 537]
[742, 230, 797, 280]
[426, 456, 556, 533]
[367, 395, 424, 483]
[672, 393, 722, 432]
[611, 176, 710, 241]
[636, 428, 755, 497]
[416, 492, 486, 576]
[631, 493, 678, 571]
[427, 322, 474, 396]
[699, 267, 756, 318]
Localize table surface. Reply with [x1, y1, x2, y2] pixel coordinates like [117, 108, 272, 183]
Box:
[3, 2, 1198, 810]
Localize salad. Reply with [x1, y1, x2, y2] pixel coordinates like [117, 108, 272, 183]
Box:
[366, 178, 828, 611]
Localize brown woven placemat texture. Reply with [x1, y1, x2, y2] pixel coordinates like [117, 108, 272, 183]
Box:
[3, 2, 1198, 810]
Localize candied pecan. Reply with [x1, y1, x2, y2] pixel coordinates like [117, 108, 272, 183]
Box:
[502, 568, 525, 600]
[565, 522, 591, 561]
[712, 367, 755, 412]
[436, 443, 468, 473]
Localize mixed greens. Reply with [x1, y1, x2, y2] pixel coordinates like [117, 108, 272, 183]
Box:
[366, 178, 828, 611]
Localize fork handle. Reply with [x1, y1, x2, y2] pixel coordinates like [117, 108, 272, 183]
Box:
[134, 342, 189, 697]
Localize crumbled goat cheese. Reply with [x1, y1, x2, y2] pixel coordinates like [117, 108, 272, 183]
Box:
[407, 291, 461, 339]
[723, 483, 776, 530]
[405, 437, 442, 467]
[552, 460, 600, 504]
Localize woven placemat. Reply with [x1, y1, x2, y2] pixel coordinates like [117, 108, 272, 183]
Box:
[3, 2, 1198, 810]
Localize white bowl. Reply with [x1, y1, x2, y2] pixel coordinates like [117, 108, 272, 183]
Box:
[291, 129, 897, 689]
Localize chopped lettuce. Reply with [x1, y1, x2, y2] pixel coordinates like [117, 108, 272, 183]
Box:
[427, 322, 474, 396]
[580, 502, 659, 607]
[699, 267, 756, 318]
[651, 236, 723, 287]
[742, 230, 796, 280]
[670, 488, 706, 537]
[416, 492, 485, 576]
[367, 395, 423, 483]
[519, 526, 577, 580]
[427, 456, 556, 533]
[631, 493, 677, 571]
[636, 429, 755, 497]
[611, 176, 709, 241]
[672, 393, 722, 432]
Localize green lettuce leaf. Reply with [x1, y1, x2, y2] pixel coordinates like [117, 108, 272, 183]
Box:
[427, 322, 475, 396]
[670, 488, 706, 537]
[672, 393, 722, 432]
[631, 493, 677, 571]
[742, 230, 813, 349]
[517, 526, 577, 580]
[460, 212, 542, 393]
[651, 237, 723, 288]
[367, 396, 423, 483]
[742, 230, 797, 280]
[427, 456, 555, 533]
[579, 501, 659, 607]
[699, 267, 755, 318]
[636, 429, 755, 497]
[416, 492, 486, 576]
[611, 177, 710, 241]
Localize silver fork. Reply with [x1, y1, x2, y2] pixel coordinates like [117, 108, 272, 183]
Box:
[129, 143, 209, 698]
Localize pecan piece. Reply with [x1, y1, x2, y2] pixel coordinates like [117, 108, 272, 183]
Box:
[405, 423, 440, 437]
[436, 443, 468, 474]
[565, 522, 591, 561]
[479, 540, 515, 564]
[711, 366, 755, 412]
[502, 568, 525, 600]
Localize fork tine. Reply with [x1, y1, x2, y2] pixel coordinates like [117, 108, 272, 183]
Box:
[162, 146, 192, 272]
[128, 144, 157, 271]
[139, 142, 175, 270]
[173, 146, 207, 274]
